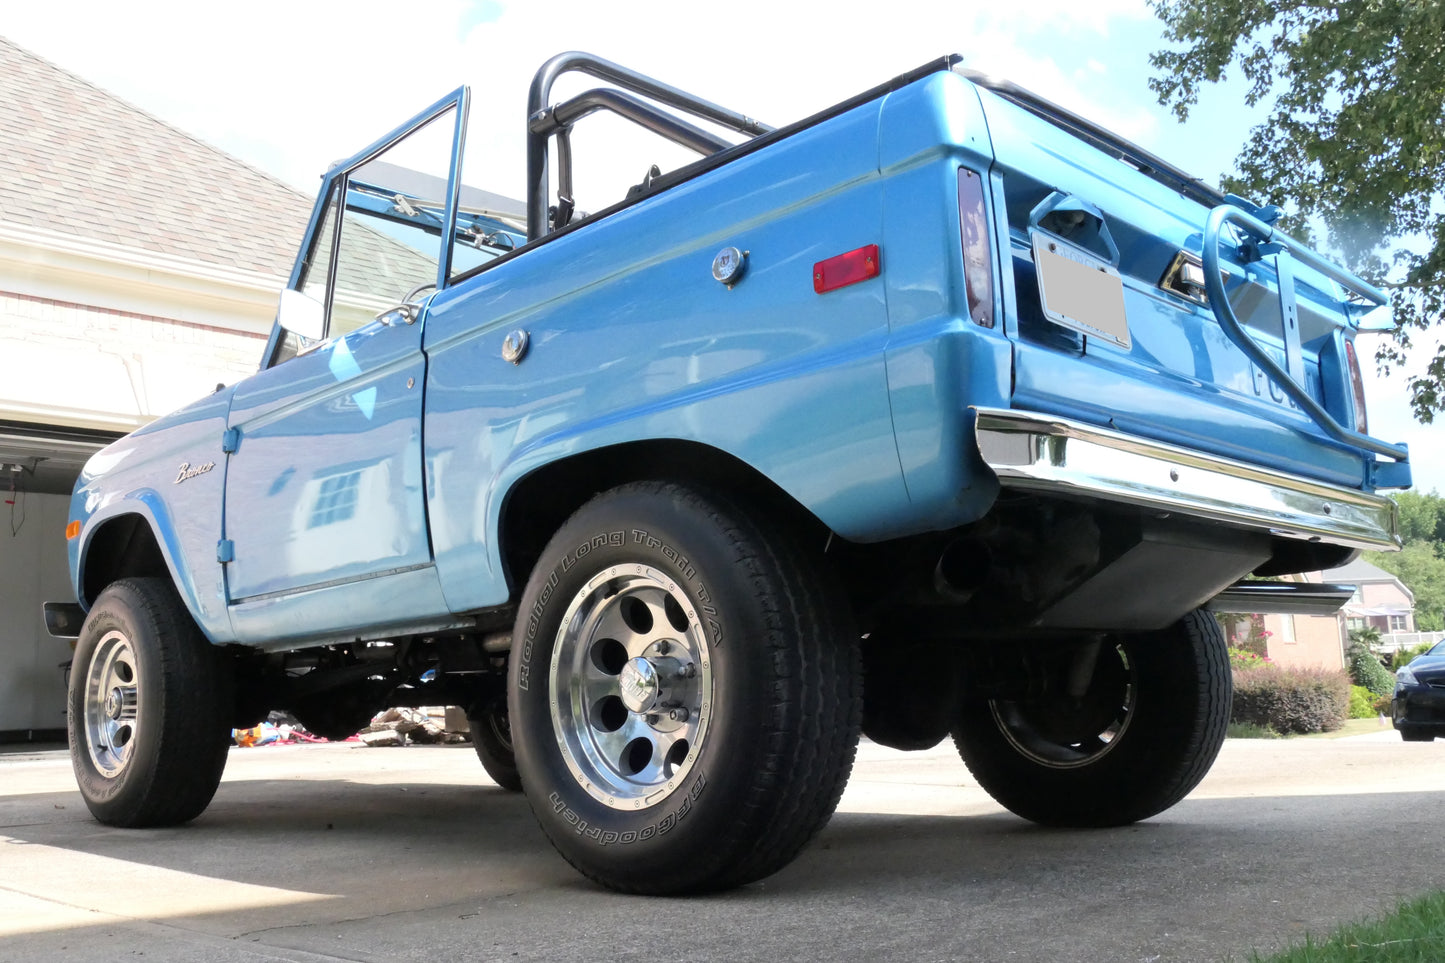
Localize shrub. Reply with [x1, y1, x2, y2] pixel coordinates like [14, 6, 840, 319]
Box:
[1348, 685, 1378, 719]
[1231, 665, 1350, 734]
[1228, 647, 1272, 671]
[1346, 639, 1396, 698]
[1390, 642, 1434, 671]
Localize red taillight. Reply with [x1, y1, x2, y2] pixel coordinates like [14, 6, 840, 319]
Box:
[959, 168, 994, 326]
[813, 244, 880, 294]
[1344, 338, 1369, 434]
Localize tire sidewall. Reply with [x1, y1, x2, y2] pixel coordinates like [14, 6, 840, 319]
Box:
[509, 486, 779, 881]
[469, 705, 523, 792]
[68, 583, 167, 819]
[957, 612, 1228, 824]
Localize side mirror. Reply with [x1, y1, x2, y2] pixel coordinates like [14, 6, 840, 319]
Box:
[277, 289, 325, 342]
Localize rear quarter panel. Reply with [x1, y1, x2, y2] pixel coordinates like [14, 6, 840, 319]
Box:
[423, 98, 917, 612]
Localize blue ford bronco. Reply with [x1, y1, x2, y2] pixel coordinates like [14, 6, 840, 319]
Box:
[48, 53, 1409, 894]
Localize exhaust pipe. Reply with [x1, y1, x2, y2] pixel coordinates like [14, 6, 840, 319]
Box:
[934, 537, 991, 603]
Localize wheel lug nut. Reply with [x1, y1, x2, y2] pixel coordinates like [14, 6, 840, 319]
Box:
[676, 664, 696, 679]
[646, 713, 661, 726]
[657, 640, 671, 654]
[669, 707, 690, 723]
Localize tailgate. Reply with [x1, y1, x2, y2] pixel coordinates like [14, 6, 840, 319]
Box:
[970, 78, 1410, 493]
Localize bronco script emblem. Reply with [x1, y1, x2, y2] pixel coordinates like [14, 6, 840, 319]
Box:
[174, 461, 215, 484]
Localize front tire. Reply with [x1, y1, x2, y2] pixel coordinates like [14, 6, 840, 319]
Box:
[509, 482, 861, 894]
[953, 610, 1229, 827]
[68, 578, 233, 827]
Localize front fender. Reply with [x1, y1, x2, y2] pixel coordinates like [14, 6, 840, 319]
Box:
[67, 388, 236, 643]
[73, 494, 231, 644]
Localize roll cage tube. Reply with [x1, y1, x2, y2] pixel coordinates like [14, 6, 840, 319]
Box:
[1201, 204, 1410, 487]
[525, 51, 773, 241]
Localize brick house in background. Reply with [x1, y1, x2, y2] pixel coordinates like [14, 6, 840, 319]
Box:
[1332, 557, 1416, 638]
[0, 36, 307, 739]
[1230, 558, 1416, 671]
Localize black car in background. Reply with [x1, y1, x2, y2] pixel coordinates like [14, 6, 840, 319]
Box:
[1393, 640, 1445, 742]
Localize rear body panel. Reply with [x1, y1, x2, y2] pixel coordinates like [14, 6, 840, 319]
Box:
[971, 80, 1380, 490]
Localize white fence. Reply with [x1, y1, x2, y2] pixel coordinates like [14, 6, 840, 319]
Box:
[1378, 631, 1445, 653]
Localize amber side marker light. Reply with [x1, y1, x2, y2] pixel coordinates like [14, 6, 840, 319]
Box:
[66, 520, 81, 540]
[813, 244, 880, 294]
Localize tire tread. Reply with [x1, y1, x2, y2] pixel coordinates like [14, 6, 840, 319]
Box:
[954, 609, 1230, 828]
[69, 577, 231, 827]
[517, 481, 861, 893]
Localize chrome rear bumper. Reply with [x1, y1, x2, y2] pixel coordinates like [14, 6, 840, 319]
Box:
[972, 407, 1401, 553]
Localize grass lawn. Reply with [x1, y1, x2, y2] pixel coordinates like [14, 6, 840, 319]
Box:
[1248, 892, 1445, 961]
[1227, 718, 1395, 740]
[1298, 717, 1396, 739]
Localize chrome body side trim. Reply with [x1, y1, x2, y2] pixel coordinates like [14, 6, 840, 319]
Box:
[1205, 581, 1356, 616]
[972, 407, 1401, 552]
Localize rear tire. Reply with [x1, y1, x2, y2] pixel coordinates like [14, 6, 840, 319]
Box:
[509, 482, 861, 894]
[1398, 726, 1434, 743]
[953, 609, 1229, 827]
[68, 578, 233, 827]
[469, 703, 522, 792]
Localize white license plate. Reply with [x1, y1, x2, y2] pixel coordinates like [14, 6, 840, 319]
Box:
[1032, 235, 1130, 349]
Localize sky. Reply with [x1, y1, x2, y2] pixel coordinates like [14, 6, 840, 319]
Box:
[3, 0, 1440, 491]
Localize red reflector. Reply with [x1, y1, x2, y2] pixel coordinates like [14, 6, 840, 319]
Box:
[1344, 338, 1369, 435]
[813, 244, 880, 294]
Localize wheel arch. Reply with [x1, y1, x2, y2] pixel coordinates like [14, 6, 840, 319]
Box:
[75, 496, 223, 636]
[497, 439, 830, 597]
[79, 511, 176, 608]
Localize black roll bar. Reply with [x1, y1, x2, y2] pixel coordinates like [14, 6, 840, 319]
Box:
[532, 89, 736, 157]
[525, 51, 772, 240]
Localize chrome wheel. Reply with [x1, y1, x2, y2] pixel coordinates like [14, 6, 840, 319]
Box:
[83, 630, 141, 779]
[991, 641, 1135, 770]
[549, 565, 713, 810]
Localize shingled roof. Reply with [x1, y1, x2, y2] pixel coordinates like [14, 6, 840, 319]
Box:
[0, 35, 310, 278]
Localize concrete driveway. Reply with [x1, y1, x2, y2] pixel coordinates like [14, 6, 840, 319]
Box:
[1, 727, 1440, 963]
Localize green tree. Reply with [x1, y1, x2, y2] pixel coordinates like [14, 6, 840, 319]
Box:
[1394, 489, 1445, 545]
[1363, 491, 1445, 632]
[1366, 541, 1445, 631]
[1148, 1, 1445, 421]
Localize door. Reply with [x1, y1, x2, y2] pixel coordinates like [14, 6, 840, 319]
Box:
[222, 91, 468, 642]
